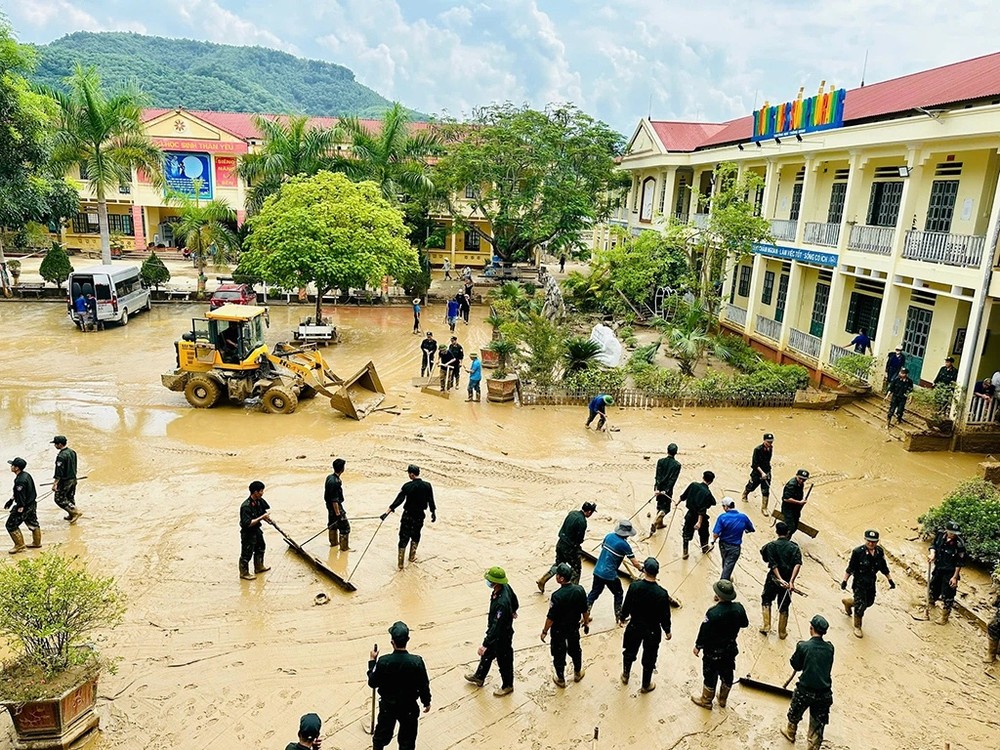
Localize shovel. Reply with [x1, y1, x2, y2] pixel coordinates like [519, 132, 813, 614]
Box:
[739, 669, 796, 698]
[362, 643, 378, 734]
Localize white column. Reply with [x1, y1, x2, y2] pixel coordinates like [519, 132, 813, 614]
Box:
[837, 151, 865, 253]
[818, 266, 848, 363]
[794, 158, 817, 246]
[659, 167, 677, 224]
[689, 169, 704, 217]
[746, 253, 767, 333]
[760, 161, 780, 221]
[873, 281, 904, 353]
[781, 261, 806, 349]
[889, 147, 925, 257]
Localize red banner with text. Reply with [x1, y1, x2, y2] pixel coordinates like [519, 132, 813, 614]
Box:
[215, 155, 239, 188]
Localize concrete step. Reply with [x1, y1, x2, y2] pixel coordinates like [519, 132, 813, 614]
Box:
[840, 396, 923, 436]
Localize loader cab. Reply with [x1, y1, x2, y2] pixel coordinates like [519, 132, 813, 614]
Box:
[185, 305, 268, 367]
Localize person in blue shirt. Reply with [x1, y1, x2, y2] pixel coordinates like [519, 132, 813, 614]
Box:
[446, 298, 459, 332]
[711, 497, 756, 581]
[585, 394, 613, 431]
[466, 352, 482, 402]
[586, 519, 642, 624]
[847, 328, 872, 355]
[73, 293, 89, 330]
[412, 298, 421, 334]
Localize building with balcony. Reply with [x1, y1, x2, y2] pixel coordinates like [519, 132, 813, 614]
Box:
[59, 108, 493, 268]
[604, 51, 1000, 445]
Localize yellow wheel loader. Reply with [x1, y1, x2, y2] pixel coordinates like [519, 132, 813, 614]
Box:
[160, 305, 384, 419]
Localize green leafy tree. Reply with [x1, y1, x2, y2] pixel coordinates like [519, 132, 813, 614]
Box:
[436, 103, 629, 262]
[140, 251, 170, 291]
[919, 479, 1000, 580]
[564, 337, 603, 374]
[241, 171, 418, 322]
[237, 114, 339, 215]
[331, 102, 441, 201]
[170, 180, 240, 298]
[653, 297, 732, 377]
[44, 64, 164, 265]
[514, 312, 565, 386]
[38, 242, 73, 289]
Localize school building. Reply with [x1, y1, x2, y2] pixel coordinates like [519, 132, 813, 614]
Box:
[60, 108, 493, 267]
[603, 51, 1000, 442]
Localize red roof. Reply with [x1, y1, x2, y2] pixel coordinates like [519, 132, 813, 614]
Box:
[142, 108, 432, 141]
[649, 50, 1000, 151]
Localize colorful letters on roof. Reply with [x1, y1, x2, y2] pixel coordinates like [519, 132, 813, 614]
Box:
[751, 87, 846, 142]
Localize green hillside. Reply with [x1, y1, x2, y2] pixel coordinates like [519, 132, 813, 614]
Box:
[32, 31, 424, 119]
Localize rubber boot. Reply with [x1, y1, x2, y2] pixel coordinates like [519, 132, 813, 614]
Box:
[984, 637, 998, 664]
[842, 596, 854, 616]
[938, 607, 951, 625]
[853, 614, 864, 638]
[397, 548, 405, 570]
[806, 717, 825, 750]
[536, 569, 554, 593]
[780, 722, 798, 742]
[682, 540, 689, 560]
[761, 494, 770, 515]
[7, 530, 25, 555]
[740, 490, 748, 502]
[690, 685, 715, 709]
[620, 665, 630, 684]
[717, 683, 732, 708]
[778, 612, 789, 640]
[28, 528, 41, 548]
[339, 533, 350, 552]
[239, 559, 255, 580]
[553, 671, 566, 688]
[651, 512, 665, 535]
[68, 508, 83, 524]
[408, 541, 419, 562]
[253, 553, 270, 574]
[760, 606, 772, 635]
[574, 667, 586, 682]
[328, 528, 339, 547]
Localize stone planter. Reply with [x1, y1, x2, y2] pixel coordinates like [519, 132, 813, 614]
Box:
[4, 675, 100, 750]
[486, 375, 519, 403]
[480, 348, 499, 369]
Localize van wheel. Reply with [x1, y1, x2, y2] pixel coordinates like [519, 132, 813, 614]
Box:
[185, 376, 222, 408]
[262, 385, 298, 414]
[120, 309, 129, 326]
[144, 297, 152, 312]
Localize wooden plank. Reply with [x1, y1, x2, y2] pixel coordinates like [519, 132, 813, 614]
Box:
[269, 521, 358, 592]
[770, 509, 819, 538]
[580, 549, 636, 582]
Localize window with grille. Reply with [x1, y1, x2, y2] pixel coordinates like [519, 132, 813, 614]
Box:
[108, 214, 134, 235]
[465, 184, 478, 199]
[464, 228, 481, 251]
[789, 183, 804, 221]
[737, 266, 752, 297]
[810, 283, 830, 337]
[659, 175, 668, 214]
[753, 186, 764, 217]
[924, 180, 959, 233]
[72, 213, 98, 234]
[827, 182, 847, 224]
[762, 270, 775, 305]
[774, 273, 789, 322]
[866, 181, 904, 227]
[846, 292, 882, 337]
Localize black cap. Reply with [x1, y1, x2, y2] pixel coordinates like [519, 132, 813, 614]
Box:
[7, 458, 26, 470]
[810, 615, 829, 634]
[581, 501, 597, 513]
[388, 621, 410, 645]
[51, 435, 67, 445]
[796, 469, 810, 479]
[642, 557, 660, 575]
[945, 521, 960, 533]
[298, 713, 321, 740]
[945, 356, 954, 362]
[763, 433, 774, 441]
[864, 529, 880, 542]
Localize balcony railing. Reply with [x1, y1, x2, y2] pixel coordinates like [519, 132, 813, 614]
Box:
[902, 230, 986, 268]
[770, 219, 798, 241]
[828, 343, 870, 383]
[804, 221, 840, 247]
[724, 303, 747, 328]
[691, 213, 710, 229]
[788, 328, 821, 359]
[673, 211, 689, 223]
[968, 396, 999, 425]
[847, 225, 895, 255]
[755, 314, 782, 340]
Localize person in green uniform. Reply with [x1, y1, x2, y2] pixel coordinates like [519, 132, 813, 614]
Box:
[885, 367, 914, 426]
[651, 443, 681, 535]
[238, 481, 271, 581]
[691, 579, 749, 710]
[284, 713, 322, 750]
[759, 521, 802, 639]
[50, 436, 82, 523]
[841, 529, 895, 638]
[324, 458, 350, 551]
[985, 593, 1000, 665]
[619, 557, 672, 693]
[927, 521, 966, 625]
[780, 615, 835, 750]
[741, 433, 774, 515]
[780, 470, 809, 539]
[466, 566, 519, 697]
[6, 458, 41, 554]
[680, 471, 716, 559]
[536, 502, 597, 591]
[381, 465, 436, 570]
[368, 621, 431, 750]
[540, 563, 590, 687]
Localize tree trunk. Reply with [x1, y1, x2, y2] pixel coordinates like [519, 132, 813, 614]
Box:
[315, 287, 326, 324]
[0, 230, 10, 298]
[196, 253, 207, 299]
[97, 187, 112, 265]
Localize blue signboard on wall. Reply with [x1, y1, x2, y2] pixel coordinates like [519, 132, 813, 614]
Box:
[164, 152, 212, 199]
[752, 242, 837, 267]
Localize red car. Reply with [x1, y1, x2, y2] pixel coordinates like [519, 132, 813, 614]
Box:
[209, 283, 257, 308]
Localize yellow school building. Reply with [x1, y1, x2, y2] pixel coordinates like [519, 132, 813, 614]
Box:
[604, 51, 1000, 442]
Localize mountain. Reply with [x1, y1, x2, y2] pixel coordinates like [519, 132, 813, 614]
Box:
[31, 32, 424, 119]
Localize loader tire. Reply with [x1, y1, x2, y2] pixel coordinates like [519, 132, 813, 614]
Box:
[262, 385, 298, 414]
[185, 376, 222, 408]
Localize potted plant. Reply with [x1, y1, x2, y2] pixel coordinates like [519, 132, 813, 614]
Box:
[485, 338, 519, 403]
[829, 353, 875, 394]
[8, 259, 21, 288]
[480, 311, 506, 368]
[0, 552, 125, 750]
[910, 383, 961, 433]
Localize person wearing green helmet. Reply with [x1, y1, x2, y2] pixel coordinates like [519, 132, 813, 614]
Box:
[586, 393, 613, 431]
[466, 566, 519, 696]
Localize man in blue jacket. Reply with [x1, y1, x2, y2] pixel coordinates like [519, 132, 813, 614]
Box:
[711, 497, 755, 581]
[585, 394, 613, 431]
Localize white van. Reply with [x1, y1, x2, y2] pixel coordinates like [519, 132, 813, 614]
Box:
[67, 265, 152, 328]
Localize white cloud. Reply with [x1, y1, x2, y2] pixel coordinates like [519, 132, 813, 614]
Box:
[167, 0, 299, 54]
[439, 5, 473, 26]
[16, 0, 100, 30]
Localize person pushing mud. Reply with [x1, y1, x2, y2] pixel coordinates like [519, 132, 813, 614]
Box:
[741, 432, 773, 515]
[381, 465, 436, 570]
[651, 443, 681, 535]
[368, 620, 431, 750]
[325, 458, 350, 551]
[536, 501, 597, 591]
[680, 470, 716, 559]
[238, 480, 271, 580]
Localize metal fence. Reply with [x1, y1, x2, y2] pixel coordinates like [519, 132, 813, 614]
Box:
[967, 396, 1000, 425]
[847, 224, 894, 255]
[755, 314, 782, 340]
[770, 219, 798, 241]
[724, 303, 748, 328]
[902, 230, 986, 268]
[520, 386, 796, 409]
[788, 328, 821, 359]
[804, 221, 840, 247]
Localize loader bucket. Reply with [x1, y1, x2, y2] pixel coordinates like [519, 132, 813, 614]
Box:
[329, 360, 385, 420]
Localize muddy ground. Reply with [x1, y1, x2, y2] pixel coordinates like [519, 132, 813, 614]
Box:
[0, 301, 996, 750]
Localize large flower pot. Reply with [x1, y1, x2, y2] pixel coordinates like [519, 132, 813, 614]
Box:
[480, 348, 499, 369]
[4, 675, 99, 750]
[486, 375, 519, 403]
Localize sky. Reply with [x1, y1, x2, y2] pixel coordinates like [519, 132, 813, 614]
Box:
[5, 0, 1000, 135]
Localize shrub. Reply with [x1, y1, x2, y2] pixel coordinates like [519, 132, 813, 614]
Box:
[563, 366, 627, 395]
[631, 364, 687, 398]
[830, 353, 875, 388]
[565, 337, 603, 374]
[38, 242, 73, 289]
[515, 313, 564, 386]
[910, 383, 961, 418]
[487, 338, 517, 379]
[140, 251, 171, 290]
[918, 479, 1000, 580]
[721, 334, 762, 374]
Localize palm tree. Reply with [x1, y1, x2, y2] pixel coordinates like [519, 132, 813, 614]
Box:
[237, 115, 338, 215]
[564, 337, 603, 374]
[654, 298, 732, 376]
[171, 180, 240, 298]
[331, 102, 441, 201]
[46, 65, 163, 265]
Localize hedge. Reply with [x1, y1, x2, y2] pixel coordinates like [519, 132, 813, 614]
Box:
[918, 479, 1000, 581]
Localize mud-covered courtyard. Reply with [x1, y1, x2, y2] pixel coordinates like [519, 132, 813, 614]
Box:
[0, 301, 995, 750]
